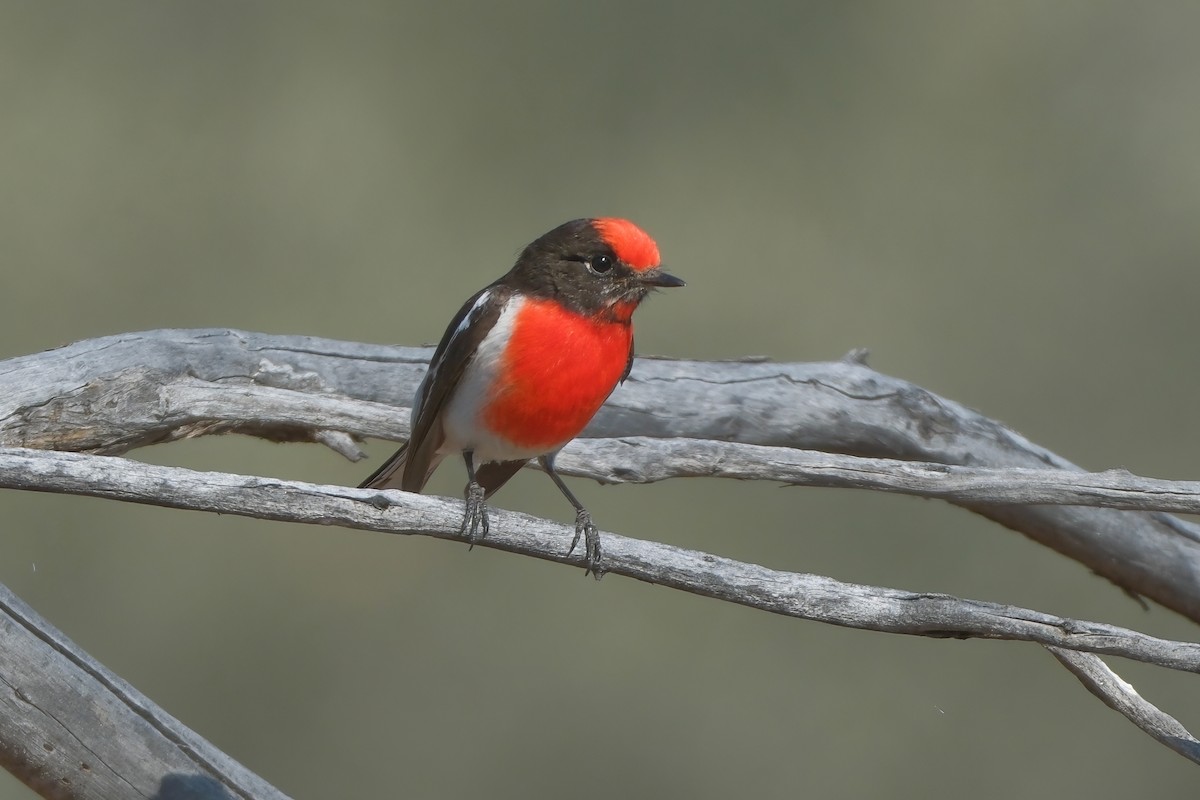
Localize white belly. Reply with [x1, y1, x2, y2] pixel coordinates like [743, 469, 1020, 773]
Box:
[436, 295, 550, 464]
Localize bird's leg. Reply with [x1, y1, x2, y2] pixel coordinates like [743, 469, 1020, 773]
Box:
[461, 451, 489, 548]
[539, 453, 603, 578]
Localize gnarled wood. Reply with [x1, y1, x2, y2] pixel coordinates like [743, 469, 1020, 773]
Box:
[4, 447, 1200, 674]
[2, 329, 1200, 787]
[0, 580, 289, 800]
[3, 329, 1199, 620]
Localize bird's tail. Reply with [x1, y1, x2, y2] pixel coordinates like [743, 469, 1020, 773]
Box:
[358, 442, 410, 490]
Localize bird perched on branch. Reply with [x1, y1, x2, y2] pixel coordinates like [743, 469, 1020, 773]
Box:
[360, 218, 684, 576]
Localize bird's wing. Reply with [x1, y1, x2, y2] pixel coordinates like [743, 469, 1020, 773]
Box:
[360, 283, 511, 493]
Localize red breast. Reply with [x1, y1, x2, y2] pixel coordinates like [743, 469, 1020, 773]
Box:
[482, 297, 633, 450]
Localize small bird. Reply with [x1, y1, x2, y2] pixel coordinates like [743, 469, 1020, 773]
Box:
[360, 218, 684, 575]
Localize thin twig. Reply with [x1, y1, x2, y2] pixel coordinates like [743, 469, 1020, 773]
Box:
[1046, 647, 1200, 765]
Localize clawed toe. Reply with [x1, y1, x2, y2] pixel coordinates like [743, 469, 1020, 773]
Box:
[569, 509, 604, 579]
[461, 481, 489, 548]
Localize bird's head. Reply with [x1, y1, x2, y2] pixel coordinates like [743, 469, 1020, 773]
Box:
[507, 218, 684, 322]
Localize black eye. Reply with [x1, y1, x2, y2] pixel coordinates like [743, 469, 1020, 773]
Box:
[589, 254, 614, 274]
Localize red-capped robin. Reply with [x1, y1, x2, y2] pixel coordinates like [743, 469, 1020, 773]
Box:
[360, 218, 684, 576]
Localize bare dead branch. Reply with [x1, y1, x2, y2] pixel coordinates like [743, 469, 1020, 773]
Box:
[2, 446, 1198, 676]
[555, 437, 1200, 522]
[0, 579, 290, 800]
[5, 330, 1200, 778]
[1046, 647, 1200, 765]
[4, 329, 1200, 621]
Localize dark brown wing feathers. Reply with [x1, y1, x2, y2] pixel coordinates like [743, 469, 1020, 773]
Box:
[359, 284, 511, 493]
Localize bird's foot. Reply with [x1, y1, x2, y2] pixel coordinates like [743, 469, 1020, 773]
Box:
[461, 480, 489, 549]
[568, 509, 604, 579]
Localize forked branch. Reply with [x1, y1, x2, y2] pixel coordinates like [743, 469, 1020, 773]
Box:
[5, 329, 1200, 619]
[1, 328, 1199, 795]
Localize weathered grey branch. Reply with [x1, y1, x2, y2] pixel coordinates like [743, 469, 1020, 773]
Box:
[4, 329, 1200, 782]
[0, 577, 289, 800]
[4, 329, 1200, 622]
[2, 446, 1199, 675]
[1046, 647, 1200, 765]
[553, 438, 1200, 523]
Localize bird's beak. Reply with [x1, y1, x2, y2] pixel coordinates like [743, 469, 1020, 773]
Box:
[639, 268, 685, 288]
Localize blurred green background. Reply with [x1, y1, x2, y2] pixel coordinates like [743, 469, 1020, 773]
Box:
[2, 2, 1199, 797]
